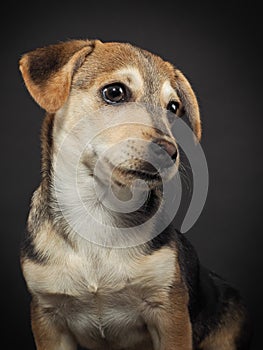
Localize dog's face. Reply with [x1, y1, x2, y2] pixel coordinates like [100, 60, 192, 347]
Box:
[19, 40, 201, 189]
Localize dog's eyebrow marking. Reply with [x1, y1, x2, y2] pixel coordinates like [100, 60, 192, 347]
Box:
[161, 80, 179, 104]
[113, 67, 143, 91]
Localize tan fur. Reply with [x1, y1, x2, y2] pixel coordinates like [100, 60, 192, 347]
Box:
[19, 39, 202, 350]
[31, 300, 77, 350]
[144, 274, 192, 350]
[19, 40, 96, 112]
[174, 69, 201, 141]
[199, 304, 244, 350]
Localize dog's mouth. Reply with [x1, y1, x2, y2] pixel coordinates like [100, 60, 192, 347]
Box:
[90, 157, 177, 190]
[81, 140, 179, 191]
[111, 163, 162, 186]
[80, 152, 179, 211]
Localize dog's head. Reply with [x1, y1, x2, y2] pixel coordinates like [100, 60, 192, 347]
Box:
[19, 39, 201, 190]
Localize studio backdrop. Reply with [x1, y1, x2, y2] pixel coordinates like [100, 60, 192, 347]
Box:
[1, 1, 262, 349]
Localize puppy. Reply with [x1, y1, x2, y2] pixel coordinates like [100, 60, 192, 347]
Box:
[19, 39, 251, 350]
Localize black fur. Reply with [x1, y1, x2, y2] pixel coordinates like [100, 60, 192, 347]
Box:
[146, 227, 252, 348]
[20, 230, 48, 264]
[175, 229, 252, 349]
[27, 41, 92, 85]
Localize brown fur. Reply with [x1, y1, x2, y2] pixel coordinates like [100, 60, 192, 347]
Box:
[174, 69, 201, 141]
[31, 299, 77, 350]
[19, 40, 96, 112]
[199, 302, 246, 350]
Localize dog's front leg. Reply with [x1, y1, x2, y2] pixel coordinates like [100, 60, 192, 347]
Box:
[31, 300, 77, 350]
[147, 310, 192, 350]
[144, 286, 192, 350]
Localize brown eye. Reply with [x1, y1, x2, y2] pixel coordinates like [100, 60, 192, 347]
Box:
[101, 83, 128, 104]
[167, 100, 179, 114]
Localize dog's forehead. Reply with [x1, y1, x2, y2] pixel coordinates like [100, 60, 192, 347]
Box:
[73, 41, 176, 90]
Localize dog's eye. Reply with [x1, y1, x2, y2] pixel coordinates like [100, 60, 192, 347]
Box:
[101, 84, 128, 104]
[167, 101, 179, 114]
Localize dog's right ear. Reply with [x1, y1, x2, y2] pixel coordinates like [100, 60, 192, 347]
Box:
[19, 40, 96, 113]
[174, 69, 201, 141]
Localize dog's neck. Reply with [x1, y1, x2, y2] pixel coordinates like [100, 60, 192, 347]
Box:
[26, 112, 179, 255]
[49, 163, 164, 247]
[37, 114, 167, 248]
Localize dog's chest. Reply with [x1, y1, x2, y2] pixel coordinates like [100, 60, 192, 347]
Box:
[31, 245, 176, 349]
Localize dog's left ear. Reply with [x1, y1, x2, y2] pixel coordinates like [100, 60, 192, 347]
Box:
[175, 69, 201, 141]
[19, 40, 96, 113]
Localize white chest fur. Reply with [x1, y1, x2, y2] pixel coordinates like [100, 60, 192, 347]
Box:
[23, 241, 176, 349]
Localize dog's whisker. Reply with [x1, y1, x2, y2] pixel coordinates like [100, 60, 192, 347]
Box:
[179, 162, 192, 192]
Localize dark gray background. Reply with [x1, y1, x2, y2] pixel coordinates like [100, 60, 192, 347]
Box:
[1, 1, 262, 349]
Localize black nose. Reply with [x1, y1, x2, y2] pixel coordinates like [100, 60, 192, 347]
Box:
[153, 139, 177, 160]
[145, 138, 177, 172]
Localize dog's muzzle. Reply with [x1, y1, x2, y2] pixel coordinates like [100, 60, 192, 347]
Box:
[83, 136, 178, 188]
[107, 138, 178, 187]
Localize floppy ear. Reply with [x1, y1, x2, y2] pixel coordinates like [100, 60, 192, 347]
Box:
[175, 69, 201, 141]
[19, 40, 96, 113]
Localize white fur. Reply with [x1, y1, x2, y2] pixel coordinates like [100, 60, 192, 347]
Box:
[23, 240, 176, 349]
[111, 66, 144, 92]
[161, 80, 179, 104]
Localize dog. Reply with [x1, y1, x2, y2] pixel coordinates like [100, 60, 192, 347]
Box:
[19, 39, 251, 350]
